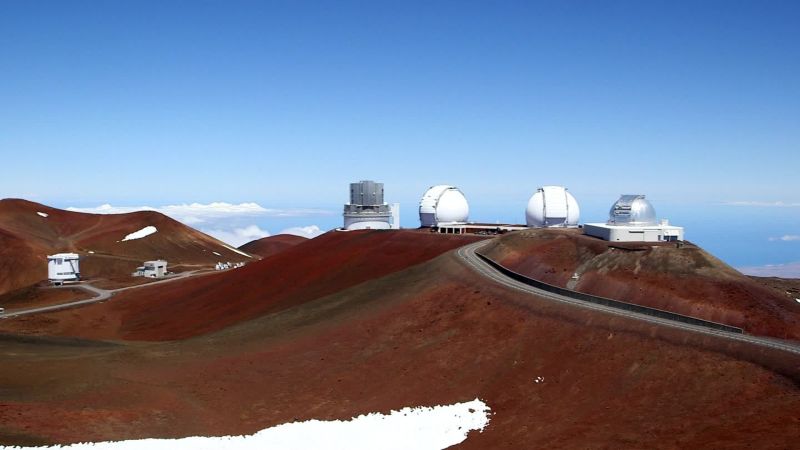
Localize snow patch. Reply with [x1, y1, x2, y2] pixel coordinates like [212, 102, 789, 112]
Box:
[36, 211, 48, 217]
[224, 244, 253, 259]
[1, 399, 490, 450]
[121, 226, 157, 242]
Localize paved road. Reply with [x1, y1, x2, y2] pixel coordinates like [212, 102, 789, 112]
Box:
[1, 270, 210, 319]
[457, 240, 800, 356]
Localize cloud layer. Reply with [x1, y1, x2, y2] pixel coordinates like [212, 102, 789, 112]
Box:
[724, 201, 800, 207]
[737, 262, 800, 278]
[280, 225, 324, 239]
[768, 235, 800, 242]
[67, 202, 333, 224]
[67, 202, 332, 247]
[204, 225, 271, 247]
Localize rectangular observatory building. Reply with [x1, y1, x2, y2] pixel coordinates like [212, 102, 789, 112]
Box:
[343, 180, 395, 230]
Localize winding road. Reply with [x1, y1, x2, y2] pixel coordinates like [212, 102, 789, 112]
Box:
[457, 240, 800, 356]
[1, 270, 209, 319]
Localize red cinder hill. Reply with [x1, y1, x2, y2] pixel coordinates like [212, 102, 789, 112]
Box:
[480, 228, 800, 341]
[0, 198, 253, 295]
[0, 230, 484, 340]
[238, 234, 307, 259]
[0, 232, 798, 447]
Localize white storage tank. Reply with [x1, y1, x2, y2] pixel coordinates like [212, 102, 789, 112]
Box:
[47, 253, 80, 283]
[419, 185, 470, 227]
[525, 186, 580, 227]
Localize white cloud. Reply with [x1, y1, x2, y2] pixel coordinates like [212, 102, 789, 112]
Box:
[0, 399, 491, 450]
[737, 261, 800, 278]
[67, 202, 334, 224]
[203, 225, 271, 247]
[768, 235, 800, 242]
[724, 201, 800, 207]
[280, 225, 325, 238]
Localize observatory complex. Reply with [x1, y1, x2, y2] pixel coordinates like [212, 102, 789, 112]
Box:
[47, 253, 80, 285]
[343, 180, 400, 230]
[525, 186, 580, 228]
[584, 195, 684, 242]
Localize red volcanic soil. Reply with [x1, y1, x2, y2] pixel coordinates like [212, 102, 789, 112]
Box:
[238, 234, 307, 259]
[0, 198, 253, 295]
[0, 285, 91, 311]
[752, 276, 800, 301]
[0, 243, 798, 447]
[480, 229, 800, 341]
[0, 230, 484, 341]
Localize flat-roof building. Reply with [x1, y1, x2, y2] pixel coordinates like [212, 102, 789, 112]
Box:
[584, 195, 684, 242]
[134, 260, 168, 278]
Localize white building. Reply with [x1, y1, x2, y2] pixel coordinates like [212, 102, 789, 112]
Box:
[134, 260, 168, 278]
[47, 253, 80, 284]
[419, 185, 470, 231]
[343, 180, 399, 230]
[584, 195, 684, 242]
[525, 186, 580, 228]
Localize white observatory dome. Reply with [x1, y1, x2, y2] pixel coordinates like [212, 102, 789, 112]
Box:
[607, 194, 657, 226]
[525, 186, 580, 228]
[419, 185, 469, 227]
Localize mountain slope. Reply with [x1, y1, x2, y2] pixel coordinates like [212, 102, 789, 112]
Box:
[480, 228, 800, 340]
[0, 230, 484, 340]
[238, 234, 307, 259]
[0, 198, 252, 295]
[0, 238, 798, 447]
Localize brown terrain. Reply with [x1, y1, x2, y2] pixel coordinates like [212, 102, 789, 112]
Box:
[0, 199, 253, 296]
[0, 228, 799, 448]
[752, 276, 800, 302]
[0, 230, 484, 341]
[238, 234, 307, 259]
[0, 285, 91, 311]
[480, 228, 800, 341]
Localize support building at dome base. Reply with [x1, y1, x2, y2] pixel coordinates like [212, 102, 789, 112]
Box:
[584, 194, 684, 242]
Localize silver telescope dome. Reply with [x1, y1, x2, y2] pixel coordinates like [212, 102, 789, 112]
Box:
[608, 195, 657, 226]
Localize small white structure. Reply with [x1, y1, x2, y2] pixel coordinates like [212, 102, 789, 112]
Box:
[215, 261, 245, 270]
[525, 186, 580, 228]
[391, 202, 401, 229]
[47, 253, 80, 284]
[419, 185, 470, 229]
[134, 260, 168, 278]
[584, 195, 684, 242]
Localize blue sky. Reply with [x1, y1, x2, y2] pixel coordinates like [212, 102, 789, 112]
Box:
[1, 1, 798, 271]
